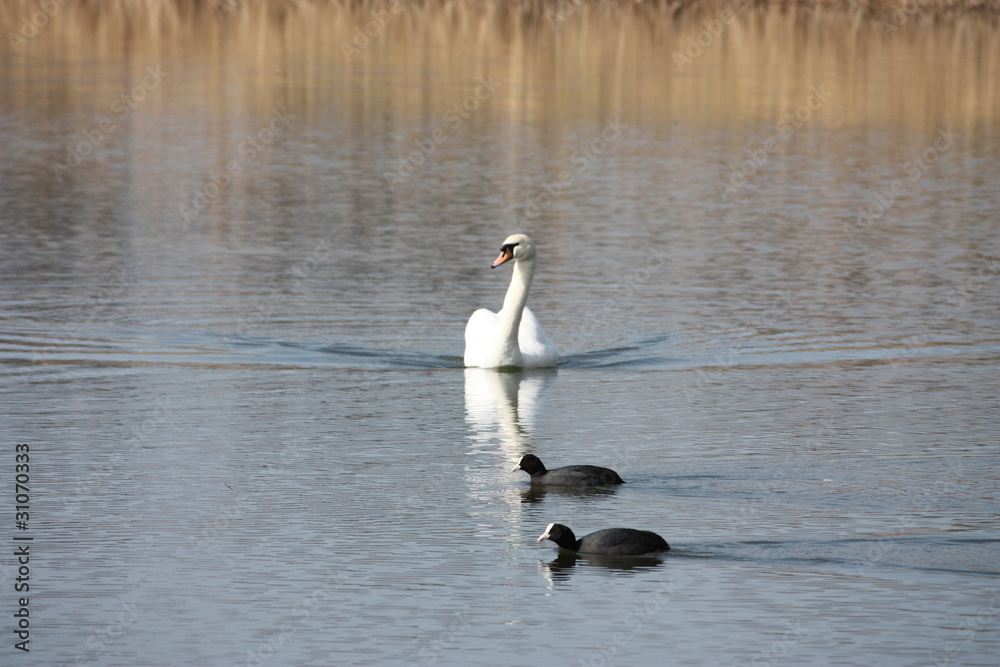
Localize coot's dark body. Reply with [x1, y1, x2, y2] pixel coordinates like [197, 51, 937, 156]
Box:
[538, 523, 670, 556]
[512, 454, 624, 486]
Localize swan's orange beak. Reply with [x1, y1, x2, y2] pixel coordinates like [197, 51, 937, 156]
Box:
[491, 247, 514, 268]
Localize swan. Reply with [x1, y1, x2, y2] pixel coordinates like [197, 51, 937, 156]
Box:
[464, 234, 558, 368]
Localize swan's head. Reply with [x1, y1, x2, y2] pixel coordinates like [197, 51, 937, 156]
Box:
[491, 233, 536, 268]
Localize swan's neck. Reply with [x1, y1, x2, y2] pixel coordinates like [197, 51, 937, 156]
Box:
[498, 258, 535, 343]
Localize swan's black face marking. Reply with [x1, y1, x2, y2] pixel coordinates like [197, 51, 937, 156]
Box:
[491, 242, 519, 268]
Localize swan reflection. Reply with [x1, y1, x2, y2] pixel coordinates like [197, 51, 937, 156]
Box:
[463, 367, 556, 459]
[463, 367, 555, 551]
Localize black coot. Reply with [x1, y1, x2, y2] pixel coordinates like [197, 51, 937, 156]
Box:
[512, 454, 624, 486]
[537, 523, 670, 556]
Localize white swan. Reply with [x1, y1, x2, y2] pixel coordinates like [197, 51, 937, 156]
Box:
[464, 234, 558, 368]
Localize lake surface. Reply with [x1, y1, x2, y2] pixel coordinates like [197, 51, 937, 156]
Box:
[2, 1, 999, 665]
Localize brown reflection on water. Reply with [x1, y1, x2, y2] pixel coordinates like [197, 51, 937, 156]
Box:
[1, 0, 998, 134]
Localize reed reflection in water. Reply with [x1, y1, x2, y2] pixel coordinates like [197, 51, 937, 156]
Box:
[3, 0, 997, 303]
[3, 0, 997, 129]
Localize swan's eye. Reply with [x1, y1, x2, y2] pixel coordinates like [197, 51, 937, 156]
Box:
[501, 242, 519, 252]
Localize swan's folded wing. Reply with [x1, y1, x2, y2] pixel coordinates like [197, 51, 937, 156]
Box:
[464, 308, 500, 367]
[465, 308, 499, 338]
[518, 306, 558, 367]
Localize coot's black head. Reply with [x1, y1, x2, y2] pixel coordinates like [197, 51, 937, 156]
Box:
[537, 523, 578, 550]
[512, 454, 546, 475]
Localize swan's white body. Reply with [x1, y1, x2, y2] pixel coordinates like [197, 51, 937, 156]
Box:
[464, 234, 558, 368]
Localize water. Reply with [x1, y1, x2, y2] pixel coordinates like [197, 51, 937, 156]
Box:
[2, 1, 999, 665]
